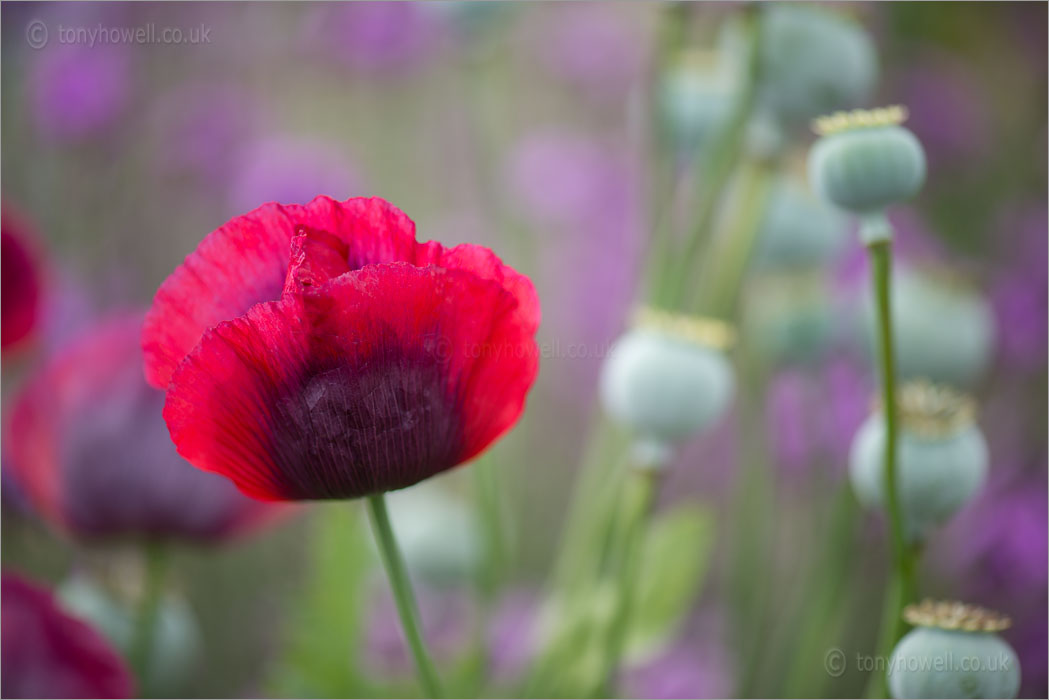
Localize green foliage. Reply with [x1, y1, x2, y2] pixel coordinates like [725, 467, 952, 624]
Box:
[627, 502, 715, 660]
[267, 505, 375, 699]
[527, 500, 715, 697]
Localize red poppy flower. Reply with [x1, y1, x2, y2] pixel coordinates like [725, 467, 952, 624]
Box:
[7, 313, 274, 541]
[2, 207, 42, 350]
[144, 197, 539, 501]
[2, 573, 133, 699]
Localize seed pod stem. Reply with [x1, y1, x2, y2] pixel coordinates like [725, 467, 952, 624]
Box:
[129, 541, 169, 693]
[866, 236, 921, 696]
[366, 494, 445, 698]
[595, 462, 662, 696]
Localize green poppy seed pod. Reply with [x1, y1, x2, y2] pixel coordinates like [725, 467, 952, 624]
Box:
[754, 176, 849, 269]
[58, 577, 201, 693]
[721, 4, 877, 128]
[808, 106, 927, 217]
[875, 268, 996, 388]
[600, 308, 736, 448]
[383, 485, 481, 585]
[888, 600, 1020, 699]
[659, 50, 735, 155]
[58, 576, 128, 645]
[849, 381, 988, 543]
[743, 271, 836, 366]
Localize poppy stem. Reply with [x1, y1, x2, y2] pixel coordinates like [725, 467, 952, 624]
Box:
[366, 493, 445, 698]
[130, 540, 168, 694]
[864, 237, 918, 697]
[597, 465, 660, 696]
[657, 3, 763, 309]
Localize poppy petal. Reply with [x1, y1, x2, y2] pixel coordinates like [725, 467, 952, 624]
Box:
[416, 241, 542, 335]
[145, 197, 424, 388]
[143, 203, 297, 388]
[1, 208, 42, 351]
[165, 262, 539, 501]
[2, 573, 134, 699]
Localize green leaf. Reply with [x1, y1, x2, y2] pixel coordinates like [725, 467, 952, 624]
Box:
[626, 501, 716, 660]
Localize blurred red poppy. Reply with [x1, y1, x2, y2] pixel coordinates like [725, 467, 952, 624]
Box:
[1, 573, 133, 699]
[2, 207, 42, 351]
[144, 197, 539, 501]
[7, 313, 275, 541]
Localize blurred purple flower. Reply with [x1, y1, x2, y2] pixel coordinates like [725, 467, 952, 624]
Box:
[990, 206, 1048, 372]
[29, 44, 131, 142]
[937, 475, 1048, 697]
[1010, 603, 1048, 699]
[506, 131, 626, 228]
[537, 4, 647, 100]
[895, 52, 990, 170]
[364, 584, 540, 684]
[5, 313, 276, 542]
[302, 2, 445, 74]
[363, 584, 474, 676]
[670, 409, 739, 497]
[153, 83, 264, 185]
[505, 130, 642, 372]
[819, 358, 873, 465]
[832, 208, 947, 296]
[622, 639, 735, 699]
[487, 590, 539, 682]
[766, 371, 814, 476]
[942, 478, 1047, 602]
[227, 137, 363, 214]
[765, 358, 871, 480]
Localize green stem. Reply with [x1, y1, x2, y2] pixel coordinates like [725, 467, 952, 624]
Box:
[865, 238, 917, 697]
[473, 455, 508, 599]
[548, 418, 631, 596]
[728, 348, 776, 698]
[129, 541, 169, 694]
[366, 494, 444, 698]
[779, 483, 861, 697]
[596, 467, 660, 697]
[659, 4, 763, 309]
[642, 3, 695, 303]
[691, 157, 775, 317]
